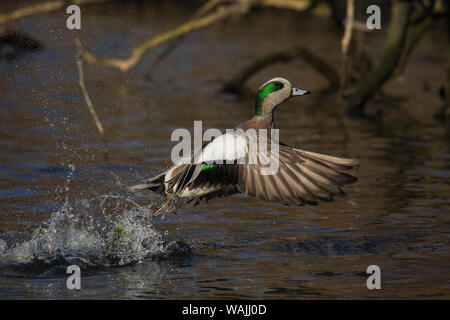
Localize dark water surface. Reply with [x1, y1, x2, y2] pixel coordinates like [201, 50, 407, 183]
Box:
[0, 3, 449, 299]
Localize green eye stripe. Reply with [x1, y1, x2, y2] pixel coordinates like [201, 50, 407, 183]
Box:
[255, 82, 280, 115]
[258, 83, 277, 101]
[201, 164, 216, 171]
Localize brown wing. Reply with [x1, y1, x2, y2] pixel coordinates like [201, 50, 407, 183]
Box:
[237, 144, 359, 206]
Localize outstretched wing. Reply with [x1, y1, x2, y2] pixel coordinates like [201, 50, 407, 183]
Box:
[237, 144, 359, 205]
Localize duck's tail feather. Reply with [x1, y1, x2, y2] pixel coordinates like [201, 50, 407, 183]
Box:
[127, 172, 166, 195]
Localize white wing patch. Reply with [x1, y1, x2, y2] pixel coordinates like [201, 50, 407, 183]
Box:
[196, 132, 248, 164]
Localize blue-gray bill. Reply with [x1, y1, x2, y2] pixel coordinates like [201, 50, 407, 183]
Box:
[291, 88, 311, 96]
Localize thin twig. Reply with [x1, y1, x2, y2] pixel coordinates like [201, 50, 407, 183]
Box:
[75, 39, 104, 135]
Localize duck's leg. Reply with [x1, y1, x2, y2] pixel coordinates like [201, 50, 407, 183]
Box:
[153, 194, 173, 217]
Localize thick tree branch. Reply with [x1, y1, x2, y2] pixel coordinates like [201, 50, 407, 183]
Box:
[395, 15, 434, 76]
[345, 0, 412, 115]
[395, 0, 438, 76]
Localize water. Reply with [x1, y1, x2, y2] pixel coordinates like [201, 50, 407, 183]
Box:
[0, 2, 449, 299]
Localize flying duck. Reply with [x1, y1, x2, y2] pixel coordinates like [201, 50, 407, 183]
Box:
[130, 77, 359, 216]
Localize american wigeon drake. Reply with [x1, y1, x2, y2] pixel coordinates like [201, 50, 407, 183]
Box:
[130, 77, 359, 216]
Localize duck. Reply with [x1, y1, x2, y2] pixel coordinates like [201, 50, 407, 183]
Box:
[129, 77, 359, 216]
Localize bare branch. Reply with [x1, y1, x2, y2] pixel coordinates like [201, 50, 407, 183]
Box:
[81, 0, 311, 72]
[81, 2, 252, 72]
[75, 39, 104, 135]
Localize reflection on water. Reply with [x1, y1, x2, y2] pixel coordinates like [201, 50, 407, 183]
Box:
[0, 3, 449, 299]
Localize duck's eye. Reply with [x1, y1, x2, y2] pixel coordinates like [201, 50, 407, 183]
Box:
[275, 83, 283, 91]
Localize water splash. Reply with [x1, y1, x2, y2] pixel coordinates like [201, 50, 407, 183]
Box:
[0, 195, 187, 270]
[0, 239, 7, 255]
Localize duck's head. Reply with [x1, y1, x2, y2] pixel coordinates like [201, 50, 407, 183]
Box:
[255, 77, 310, 121]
